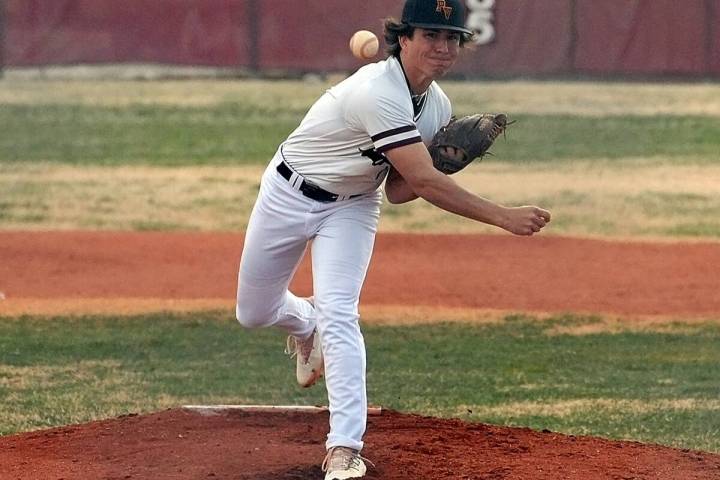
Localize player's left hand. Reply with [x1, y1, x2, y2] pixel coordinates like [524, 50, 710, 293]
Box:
[428, 113, 511, 175]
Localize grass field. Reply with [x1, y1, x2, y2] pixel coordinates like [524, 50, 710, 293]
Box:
[1, 78, 719, 453]
[2, 79, 720, 238]
[3, 160, 720, 236]
[3, 105, 720, 165]
[1, 313, 718, 452]
[2, 79, 720, 166]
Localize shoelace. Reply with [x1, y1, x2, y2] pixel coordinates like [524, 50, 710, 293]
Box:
[321, 447, 375, 473]
[284, 331, 315, 364]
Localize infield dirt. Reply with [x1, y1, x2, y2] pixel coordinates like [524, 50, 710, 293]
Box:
[1, 231, 719, 479]
[2, 231, 719, 317]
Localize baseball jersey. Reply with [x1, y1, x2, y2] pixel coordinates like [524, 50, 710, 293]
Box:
[276, 56, 452, 196]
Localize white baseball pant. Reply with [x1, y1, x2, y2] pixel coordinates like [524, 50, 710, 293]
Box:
[236, 158, 382, 452]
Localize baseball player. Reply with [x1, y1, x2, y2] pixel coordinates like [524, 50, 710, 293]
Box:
[235, 0, 551, 478]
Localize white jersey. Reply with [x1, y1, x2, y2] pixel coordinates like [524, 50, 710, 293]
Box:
[275, 56, 452, 196]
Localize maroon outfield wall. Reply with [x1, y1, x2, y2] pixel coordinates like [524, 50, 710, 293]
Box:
[5, 0, 252, 67]
[574, 0, 716, 75]
[4, 0, 720, 77]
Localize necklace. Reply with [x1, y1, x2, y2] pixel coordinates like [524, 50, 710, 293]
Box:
[398, 56, 428, 118]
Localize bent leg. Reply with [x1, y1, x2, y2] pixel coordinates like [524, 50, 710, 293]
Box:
[236, 170, 316, 339]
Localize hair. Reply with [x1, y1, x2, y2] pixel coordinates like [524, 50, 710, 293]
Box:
[383, 18, 415, 58]
[383, 17, 475, 58]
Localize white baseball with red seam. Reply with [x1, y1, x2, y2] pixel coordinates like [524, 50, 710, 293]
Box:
[349, 30, 379, 60]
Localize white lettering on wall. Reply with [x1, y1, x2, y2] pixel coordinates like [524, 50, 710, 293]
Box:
[466, 0, 496, 45]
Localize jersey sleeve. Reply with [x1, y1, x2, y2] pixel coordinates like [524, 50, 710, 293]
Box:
[344, 85, 423, 154]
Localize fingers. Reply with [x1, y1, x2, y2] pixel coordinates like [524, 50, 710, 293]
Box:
[515, 206, 552, 236]
[514, 222, 541, 236]
[537, 208, 552, 223]
[531, 215, 549, 229]
[503, 205, 552, 236]
[531, 208, 551, 229]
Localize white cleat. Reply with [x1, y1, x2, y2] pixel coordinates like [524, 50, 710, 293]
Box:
[285, 297, 323, 387]
[322, 447, 370, 480]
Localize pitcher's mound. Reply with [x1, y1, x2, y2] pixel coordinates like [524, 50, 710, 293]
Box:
[1, 408, 718, 479]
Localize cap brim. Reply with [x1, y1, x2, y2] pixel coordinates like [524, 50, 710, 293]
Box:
[406, 22, 474, 35]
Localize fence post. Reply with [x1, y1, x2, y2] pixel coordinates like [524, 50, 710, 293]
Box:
[0, 0, 6, 78]
[247, 0, 260, 73]
[705, 0, 715, 76]
[568, 0, 578, 76]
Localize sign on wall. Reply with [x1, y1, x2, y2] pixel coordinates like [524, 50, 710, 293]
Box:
[466, 0, 496, 45]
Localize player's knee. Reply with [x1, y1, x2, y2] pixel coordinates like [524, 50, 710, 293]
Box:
[235, 302, 270, 329]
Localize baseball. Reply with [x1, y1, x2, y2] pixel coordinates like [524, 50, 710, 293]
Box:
[349, 30, 379, 60]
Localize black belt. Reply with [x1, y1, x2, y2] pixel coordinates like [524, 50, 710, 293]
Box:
[276, 161, 359, 203]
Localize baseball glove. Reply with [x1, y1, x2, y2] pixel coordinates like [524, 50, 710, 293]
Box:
[428, 113, 511, 174]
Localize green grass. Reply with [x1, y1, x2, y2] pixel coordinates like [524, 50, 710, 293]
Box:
[1, 312, 718, 453]
[2, 103, 720, 165]
[491, 115, 720, 163]
[0, 104, 299, 165]
[2, 80, 720, 238]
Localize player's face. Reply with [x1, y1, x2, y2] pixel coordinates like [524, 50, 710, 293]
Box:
[401, 28, 461, 78]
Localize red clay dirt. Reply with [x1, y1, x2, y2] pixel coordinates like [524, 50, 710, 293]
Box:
[1, 231, 719, 316]
[1, 231, 720, 479]
[1, 409, 719, 480]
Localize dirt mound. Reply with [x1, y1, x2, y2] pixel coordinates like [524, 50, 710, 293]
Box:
[1, 408, 718, 480]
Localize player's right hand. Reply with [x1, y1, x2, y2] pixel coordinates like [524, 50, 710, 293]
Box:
[501, 206, 551, 236]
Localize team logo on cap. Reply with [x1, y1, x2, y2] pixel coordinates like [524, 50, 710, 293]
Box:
[436, 0, 453, 20]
